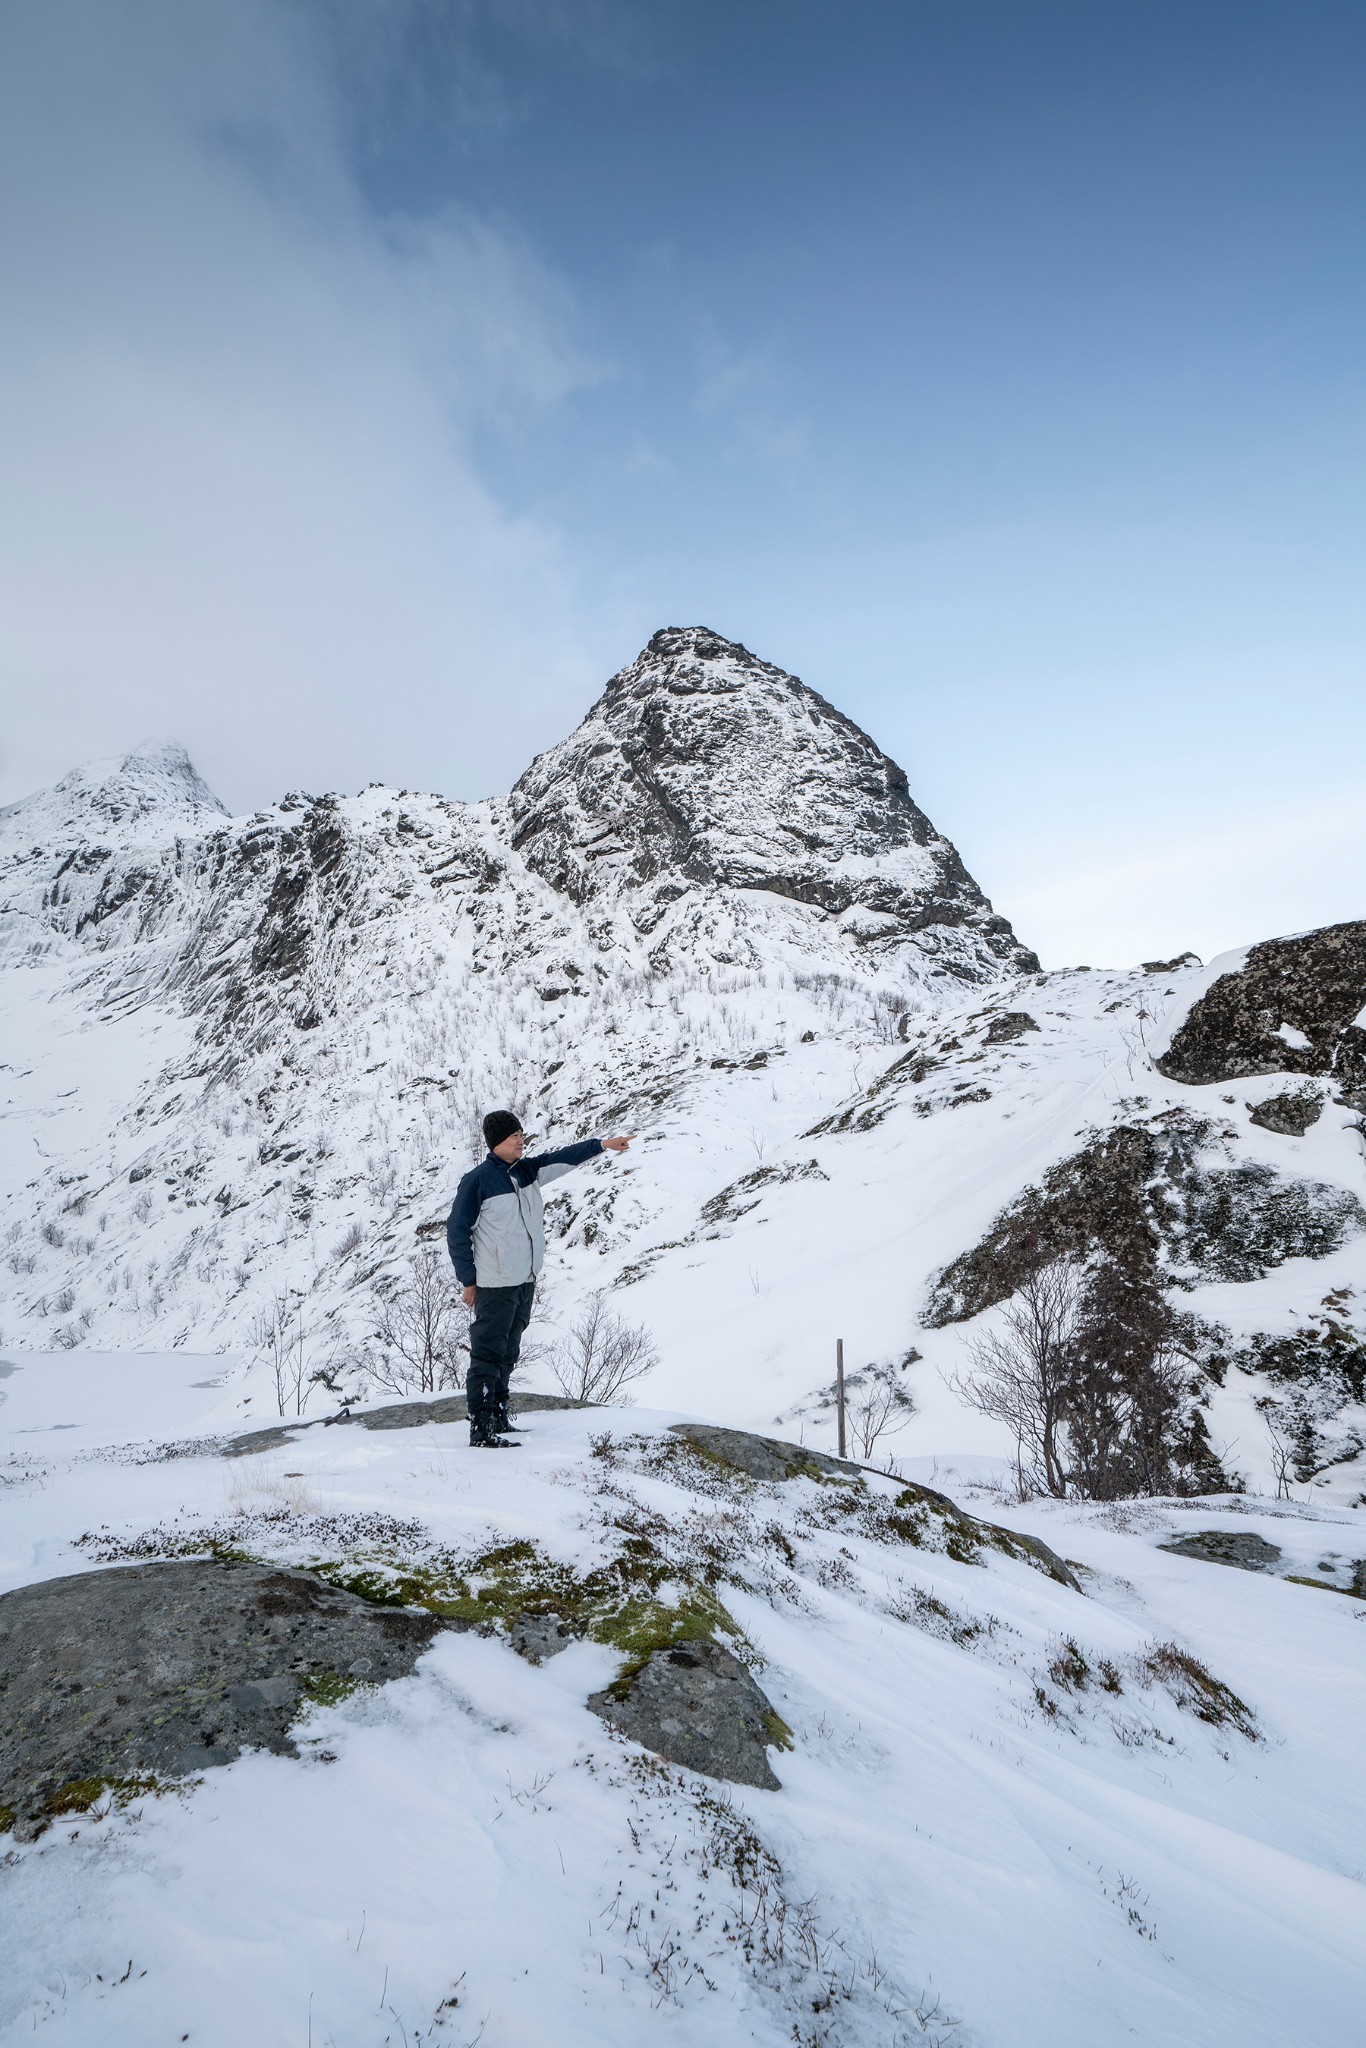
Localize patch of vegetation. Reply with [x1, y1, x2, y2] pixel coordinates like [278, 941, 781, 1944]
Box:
[761, 1707, 795, 1752]
[302, 1528, 749, 1695]
[1047, 1637, 1091, 1692]
[1140, 1642, 1258, 1739]
[300, 1671, 362, 1708]
[889, 1583, 1000, 1649]
[37, 1774, 166, 1825]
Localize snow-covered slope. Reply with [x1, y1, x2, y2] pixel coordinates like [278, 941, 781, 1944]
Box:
[1, 1374, 1363, 2047]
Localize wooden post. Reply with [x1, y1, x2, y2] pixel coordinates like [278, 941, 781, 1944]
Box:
[836, 1338, 846, 1459]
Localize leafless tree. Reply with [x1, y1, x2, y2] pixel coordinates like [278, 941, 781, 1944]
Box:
[550, 1292, 659, 1405]
[251, 1291, 313, 1417]
[367, 1247, 470, 1397]
[847, 1359, 919, 1462]
[947, 1257, 1083, 1498]
[1256, 1396, 1296, 1500]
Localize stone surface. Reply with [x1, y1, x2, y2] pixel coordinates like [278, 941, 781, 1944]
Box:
[506, 1613, 575, 1664]
[925, 1111, 1363, 1324]
[984, 1011, 1040, 1043]
[1156, 921, 1366, 1103]
[508, 627, 1039, 977]
[588, 1638, 784, 1790]
[669, 1421, 864, 1484]
[0, 1561, 445, 1837]
[223, 1392, 588, 1458]
[1159, 1531, 1283, 1572]
[1248, 1088, 1324, 1137]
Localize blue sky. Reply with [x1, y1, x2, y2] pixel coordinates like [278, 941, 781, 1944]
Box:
[2, 1, 1362, 965]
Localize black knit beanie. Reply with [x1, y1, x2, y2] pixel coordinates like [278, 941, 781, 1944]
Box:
[482, 1109, 523, 1151]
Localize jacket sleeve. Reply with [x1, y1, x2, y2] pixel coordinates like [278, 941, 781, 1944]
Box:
[521, 1137, 604, 1185]
[446, 1169, 482, 1286]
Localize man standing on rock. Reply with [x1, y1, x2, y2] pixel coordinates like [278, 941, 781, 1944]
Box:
[446, 1112, 635, 1448]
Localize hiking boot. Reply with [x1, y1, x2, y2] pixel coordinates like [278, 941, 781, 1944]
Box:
[495, 1412, 527, 1434]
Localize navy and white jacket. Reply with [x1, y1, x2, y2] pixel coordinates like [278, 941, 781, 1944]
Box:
[446, 1140, 604, 1289]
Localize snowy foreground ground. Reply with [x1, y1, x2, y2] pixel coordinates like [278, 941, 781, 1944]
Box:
[3, 1354, 1365, 2048]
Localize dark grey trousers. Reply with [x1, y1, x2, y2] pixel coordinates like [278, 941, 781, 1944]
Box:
[467, 1281, 535, 1432]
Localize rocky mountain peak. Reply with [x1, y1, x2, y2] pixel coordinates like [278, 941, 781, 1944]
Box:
[510, 627, 1038, 978]
[0, 740, 228, 847]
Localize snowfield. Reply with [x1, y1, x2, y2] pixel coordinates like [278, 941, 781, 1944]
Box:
[3, 626, 1366, 2041]
[1, 1365, 1364, 2047]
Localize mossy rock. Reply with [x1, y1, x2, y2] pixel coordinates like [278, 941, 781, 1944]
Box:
[0, 1560, 444, 1840]
[667, 1422, 864, 1484]
[589, 1638, 787, 1790]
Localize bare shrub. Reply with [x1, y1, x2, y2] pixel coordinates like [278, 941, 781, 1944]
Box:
[251, 1292, 315, 1417]
[334, 1221, 366, 1259]
[949, 1251, 1214, 1501]
[948, 1258, 1081, 1497]
[366, 1247, 469, 1397]
[550, 1292, 659, 1405]
[1256, 1395, 1296, 1499]
[847, 1358, 918, 1462]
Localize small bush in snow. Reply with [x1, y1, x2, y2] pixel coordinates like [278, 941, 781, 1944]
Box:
[550, 1293, 660, 1405]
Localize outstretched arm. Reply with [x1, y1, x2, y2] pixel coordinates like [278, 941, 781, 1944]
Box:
[524, 1135, 638, 1185]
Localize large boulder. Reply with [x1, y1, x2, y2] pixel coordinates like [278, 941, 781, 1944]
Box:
[0, 1560, 445, 1838]
[1159, 1531, 1283, 1573]
[1156, 922, 1366, 1103]
[589, 1639, 788, 1790]
[669, 1422, 863, 1484]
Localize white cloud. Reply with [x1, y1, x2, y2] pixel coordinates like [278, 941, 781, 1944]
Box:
[0, 0, 603, 811]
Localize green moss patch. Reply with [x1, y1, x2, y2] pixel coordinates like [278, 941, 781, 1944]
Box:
[294, 1529, 750, 1694]
[300, 1672, 363, 1708]
[41, 1774, 165, 1823]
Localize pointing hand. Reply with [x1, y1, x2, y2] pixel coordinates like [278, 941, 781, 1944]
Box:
[602, 1135, 637, 1153]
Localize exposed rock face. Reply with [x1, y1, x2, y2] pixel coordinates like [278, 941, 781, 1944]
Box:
[924, 1111, 1364, 1325]
[0, 1560, 444, 1839]
[1159, 1532, 1282, 1573]
[1156, 922, 1366, 1104]
[984, 1011, 1039, 1043]
[588, 1637, 786, 1790]
[221, 1393, 587, 1458]
[509, 628, 1039, 977]
[1248, 1088, 1324, 1137]
[669, 1421, 863, 1483]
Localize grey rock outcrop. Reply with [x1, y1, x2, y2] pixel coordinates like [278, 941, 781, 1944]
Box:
[925, 1111, 1363, 1324]
[1156, 921, 1366, 1105]
[0, 1560, 444, 1838]
[1159, 1532, 1283, 1572]
[222, 1392, 587, 1458]
[509, 627, 1039, 978]
[588, 1638, 786, 1790]
[1248, 1088, 1324, 1137]
[669, 1422, 864, 1484]
[984, 1011, 1040, 1044]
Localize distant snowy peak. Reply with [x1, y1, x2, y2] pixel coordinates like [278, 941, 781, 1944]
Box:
[0, 741, 228, 845]
[510, 626, 1038, 978]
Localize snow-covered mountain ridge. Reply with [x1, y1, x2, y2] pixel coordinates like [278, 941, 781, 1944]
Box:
[3, 629, 1365, 1505]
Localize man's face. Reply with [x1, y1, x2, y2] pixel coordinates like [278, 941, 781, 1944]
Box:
[492, 1130, 525, 1163]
